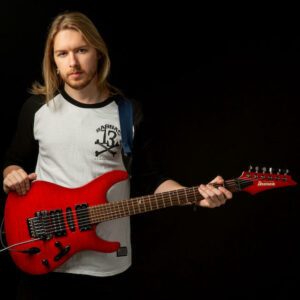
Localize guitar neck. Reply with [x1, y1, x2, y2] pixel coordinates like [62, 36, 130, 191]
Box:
[88, 179, 244, 224]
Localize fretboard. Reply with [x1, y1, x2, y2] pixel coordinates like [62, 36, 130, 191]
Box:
[88, 178, 246, 224]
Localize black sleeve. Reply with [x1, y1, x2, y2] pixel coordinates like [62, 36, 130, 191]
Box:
[2, 94, 45, 174]
[129, 99, 170, 196]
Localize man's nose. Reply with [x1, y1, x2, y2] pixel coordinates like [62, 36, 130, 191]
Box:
[69, 52, 79, 68]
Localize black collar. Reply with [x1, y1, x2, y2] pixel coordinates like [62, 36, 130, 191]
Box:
[60, 88, 116, 108]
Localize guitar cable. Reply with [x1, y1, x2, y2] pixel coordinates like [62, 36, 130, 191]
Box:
[0, 218, 41, 254]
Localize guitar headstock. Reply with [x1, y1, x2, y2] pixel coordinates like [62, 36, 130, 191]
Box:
[237, 166, 297, 195]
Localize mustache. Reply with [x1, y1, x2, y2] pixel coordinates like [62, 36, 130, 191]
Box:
[67, 69, 83, 76]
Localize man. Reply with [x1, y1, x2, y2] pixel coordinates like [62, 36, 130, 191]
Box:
[2, 11, 232, 299]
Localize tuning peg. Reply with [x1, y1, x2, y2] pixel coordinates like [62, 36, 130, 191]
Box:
[269, 167, 273, 174]
[255, 166, 259, 173]
[284, 169, 289, 175]
[262, 167, 266, 173]
[277, 168, 282, 175]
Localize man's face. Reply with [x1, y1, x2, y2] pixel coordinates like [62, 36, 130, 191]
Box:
[53, 29, 99, 90]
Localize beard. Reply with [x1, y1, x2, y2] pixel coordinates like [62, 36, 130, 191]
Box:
[62, 67, 98, 90]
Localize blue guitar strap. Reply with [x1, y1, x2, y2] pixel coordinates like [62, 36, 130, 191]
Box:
[117, 98, 133, 155]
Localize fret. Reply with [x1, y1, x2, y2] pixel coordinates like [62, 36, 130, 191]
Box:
[152, 194, 157, 210]
[172, 190, 180, 206]
[169, 192, 173, 206]
[120, 199, 126, 217]
[114, 202, 120, 219]
[93, 207, 99, 223]
[89, 209, 94, 223]
[107, 202, 114, 219]
[135, 198, 140, 214]
[105, 203, 112, 220]
[160, 193, 166, 207]
[144, 196, 149, 212]
[157, 194, 164, 209]
[161, 193, 166, 208]
[134, 198, 138, 215]
[111, 202, 117, 219]
[115, 201, 121, 218]
[137, 197, 142, 214]
[141, 198, 146, 213]
[177, 190, 183, 205]
[142, 197, 147, 212]
[192, 187, 198, 204]
[117, 201, 122, 217]
[176, 189, 180, 205]
[132, 199, 136, 213]
[103, 204, 108, 220]
[113, 202, 120, 219]
[135, 198, 141, 213]
[124, 200, 131, 217]
[130, 198, 136, 215]
[148, 195, 153, 211]
[97, 206, 103, 222]
[153, 195, 160, 209]
[184, 188, 189, 205]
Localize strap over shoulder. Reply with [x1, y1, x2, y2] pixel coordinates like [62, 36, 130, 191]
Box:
[117, 97, 133, 155]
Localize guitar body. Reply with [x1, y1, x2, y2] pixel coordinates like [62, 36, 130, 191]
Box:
[4, 170, 128, 275]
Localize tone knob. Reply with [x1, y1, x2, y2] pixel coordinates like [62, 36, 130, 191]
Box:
[55, 241, 62, 248]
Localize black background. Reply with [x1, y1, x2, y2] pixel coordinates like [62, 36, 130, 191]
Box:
[0, 1, 299, 299]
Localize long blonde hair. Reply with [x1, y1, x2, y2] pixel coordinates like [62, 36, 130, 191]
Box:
[30, 11, 122, 103]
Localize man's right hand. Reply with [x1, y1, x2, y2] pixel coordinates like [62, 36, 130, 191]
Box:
[3, 168, 37, 196]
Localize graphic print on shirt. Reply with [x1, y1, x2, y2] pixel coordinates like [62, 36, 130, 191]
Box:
[95, 124, 121, 159]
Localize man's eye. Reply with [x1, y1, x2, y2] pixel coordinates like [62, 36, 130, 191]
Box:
[78, 49, 87, 53]
[58, 52, 66, 57]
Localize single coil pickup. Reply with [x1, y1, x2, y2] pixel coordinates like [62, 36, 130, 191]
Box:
[75, 203, 92, 232]
[49, 209, 67, 237]
[66, 207, 76, 232]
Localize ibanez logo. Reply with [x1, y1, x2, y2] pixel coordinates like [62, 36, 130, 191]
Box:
[257, 181, 275, 186]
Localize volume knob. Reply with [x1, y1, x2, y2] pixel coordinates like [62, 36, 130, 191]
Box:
[42, 259, 49, 267]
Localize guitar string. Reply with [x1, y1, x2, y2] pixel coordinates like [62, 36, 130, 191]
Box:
[30, 176, 289, 235]
[37, 174, 285, 226]
[32, 180, 240, 233]
[31, 176, 286, 235]
[30, 183, 248, 233]
[32, 183, 228, 235]
[42, 178, 236, 224]
[32, 187, 204, 235]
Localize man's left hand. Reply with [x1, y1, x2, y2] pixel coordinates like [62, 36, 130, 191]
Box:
[197, 176, 232, 208]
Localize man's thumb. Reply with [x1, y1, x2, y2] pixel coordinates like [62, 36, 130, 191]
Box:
[28, 173, 37, 181]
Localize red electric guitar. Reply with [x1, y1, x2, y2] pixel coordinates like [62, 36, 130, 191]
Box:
[2, 167, 297, 275]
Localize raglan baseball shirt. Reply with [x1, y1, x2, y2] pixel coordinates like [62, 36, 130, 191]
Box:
[3, 88, 168, 277]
